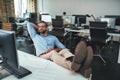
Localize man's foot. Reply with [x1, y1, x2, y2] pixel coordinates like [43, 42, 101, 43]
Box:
[82, 68, 92, 78]
[71, 41, 87, 71]
[80, 46, 93, 78]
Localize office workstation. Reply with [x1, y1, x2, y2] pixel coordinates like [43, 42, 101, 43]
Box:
[0, 0, 120, 80]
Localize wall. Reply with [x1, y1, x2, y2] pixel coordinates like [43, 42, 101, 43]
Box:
[37, 0, 120, 18]
[28, 0, 37, 12]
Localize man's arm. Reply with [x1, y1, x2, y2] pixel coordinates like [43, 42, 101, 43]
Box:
[45, 48, 62, 53]
[27, 22, 38, 38]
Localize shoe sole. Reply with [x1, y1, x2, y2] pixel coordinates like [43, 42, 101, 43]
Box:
[71, 41, 87, 71]
[81, 46, 93, 78]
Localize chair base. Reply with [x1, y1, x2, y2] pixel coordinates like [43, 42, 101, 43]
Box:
[94, 54, 106, 64]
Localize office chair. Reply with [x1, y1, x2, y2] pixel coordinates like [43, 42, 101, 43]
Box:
[89, 21, 114, 64]
[56, 16, 63, 20]
[52, 19, 64, 28]
[89, 21, 107, 28]
[50, 28, 65, 43]
[89, 27, 109, 64]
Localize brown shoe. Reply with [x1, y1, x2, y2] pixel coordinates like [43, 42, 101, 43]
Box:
[80, 46, 93, 78]
[71, 41, 87, 71]
[82, 68, 92, 78]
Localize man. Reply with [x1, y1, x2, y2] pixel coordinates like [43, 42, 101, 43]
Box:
[27, 21, 93, 78]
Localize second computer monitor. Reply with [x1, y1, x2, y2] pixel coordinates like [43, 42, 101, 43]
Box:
[41, 15, 52, 23]
[100, 18, 116, 29]
[73, 15, 86, 27]
[104, 15, 120, 26]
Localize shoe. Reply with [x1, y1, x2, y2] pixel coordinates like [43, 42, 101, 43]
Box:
[82, 68, 91, 78]
[80, 46, 93, 78]
[71, 41, 87, 71]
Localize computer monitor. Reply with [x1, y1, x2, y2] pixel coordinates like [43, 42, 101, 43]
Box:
[0, 29, 31, 79]
[0, 30, 19, 68]
[73, 15, 86, 27]
[89, 21, 107, 28]
[100, 18, 116, 29]
[104, 15, 120, 26]
[63, 15, 72, 25]
[41, 15, 52, 23]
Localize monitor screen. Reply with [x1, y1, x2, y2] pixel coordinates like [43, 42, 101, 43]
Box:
[100, 18, 115, 28]
[63, 15, 74, 25]
[115, 18, 120, 26]
[0, 30, 19, 69]
[73, 15, 86, 26]
[104, 15, 120, 26]
[41, 15, 52, 23]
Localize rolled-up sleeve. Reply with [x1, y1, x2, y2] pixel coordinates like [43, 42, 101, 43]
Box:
[27, 22, 37, 38]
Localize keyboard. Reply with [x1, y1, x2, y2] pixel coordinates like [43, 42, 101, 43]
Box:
[1, 63, 32, 79]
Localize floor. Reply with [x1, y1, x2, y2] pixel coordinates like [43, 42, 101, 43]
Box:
[91, 41, 120, 80]
[16, 38, 120, 80]
[16, 37, 35, 55]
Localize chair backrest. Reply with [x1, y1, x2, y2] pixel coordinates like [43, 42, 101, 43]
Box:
[90, 28, 107, 43]
[52, 19, 63, 27]
[90, 21, 107, 28]
[8, 16, 15, 23]
[56, 16, 63, 20]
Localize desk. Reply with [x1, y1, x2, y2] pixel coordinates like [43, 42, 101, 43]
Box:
[2, 50, 87, 80]
[65, 28, 120, 41]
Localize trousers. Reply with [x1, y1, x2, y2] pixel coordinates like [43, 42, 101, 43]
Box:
[40, 44, 93, 71]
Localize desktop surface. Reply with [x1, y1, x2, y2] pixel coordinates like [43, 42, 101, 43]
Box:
[107, 28, 120, 34]
[2, 50, 87, 80]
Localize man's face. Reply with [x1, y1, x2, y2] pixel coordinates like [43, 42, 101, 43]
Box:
[38, 23, 48, 34]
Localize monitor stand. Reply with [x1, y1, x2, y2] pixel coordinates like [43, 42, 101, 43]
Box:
[1, 62, 32, 79]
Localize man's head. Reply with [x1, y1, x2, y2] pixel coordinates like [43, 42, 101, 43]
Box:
[37, 21, 48, 34]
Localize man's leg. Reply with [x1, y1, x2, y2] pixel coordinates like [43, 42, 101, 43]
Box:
[71, 41, 87, 71]
[40, 52, 53, 60]
[40, 50, 72, 70]
[58, 49, 74, 59]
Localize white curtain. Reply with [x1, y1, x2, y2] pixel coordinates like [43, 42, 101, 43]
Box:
[14, 0, 28, 18]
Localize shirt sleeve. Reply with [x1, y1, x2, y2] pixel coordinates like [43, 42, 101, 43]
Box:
[27, 22, 37, 38]
[54, 36, 65, 48]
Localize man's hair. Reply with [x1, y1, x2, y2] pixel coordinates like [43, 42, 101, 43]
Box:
[38, 21, 48, 27]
